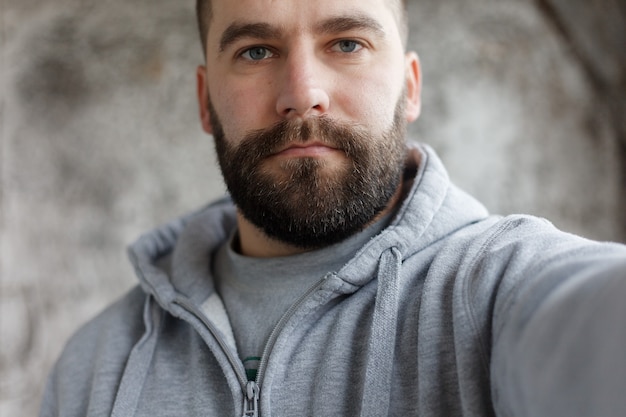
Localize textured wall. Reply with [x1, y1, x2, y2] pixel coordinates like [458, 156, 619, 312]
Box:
[1, 0, 624, 416]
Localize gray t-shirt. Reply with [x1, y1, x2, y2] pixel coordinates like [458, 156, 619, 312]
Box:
[212, 213, 394, 380]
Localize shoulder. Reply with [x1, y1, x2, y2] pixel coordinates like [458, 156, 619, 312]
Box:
[41, 286, 149, 416]
[463, 214, 624, 271]
[62, 285, 147, 357]
[447, 214, 626, 340]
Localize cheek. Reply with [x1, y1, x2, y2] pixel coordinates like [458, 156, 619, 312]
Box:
[333, 67, 403, 129]
[210, 79, 277, 141]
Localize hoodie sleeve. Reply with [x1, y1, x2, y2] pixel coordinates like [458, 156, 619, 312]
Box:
[488, 218, 626, 417]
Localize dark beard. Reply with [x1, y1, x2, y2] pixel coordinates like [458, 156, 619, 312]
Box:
[210, 98, 407, 250]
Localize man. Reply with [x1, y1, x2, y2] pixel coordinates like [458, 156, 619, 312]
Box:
[40, 0, 626, 416]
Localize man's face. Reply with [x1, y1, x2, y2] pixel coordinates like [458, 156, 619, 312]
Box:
[197, 0, 421, 249]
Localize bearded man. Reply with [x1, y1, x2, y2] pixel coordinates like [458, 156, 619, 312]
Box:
[40, 0, 626, 416]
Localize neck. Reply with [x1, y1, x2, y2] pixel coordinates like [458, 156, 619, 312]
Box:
[235, 182, 404, 258]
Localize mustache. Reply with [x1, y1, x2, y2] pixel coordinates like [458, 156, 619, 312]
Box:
[239, 116, 368, 163]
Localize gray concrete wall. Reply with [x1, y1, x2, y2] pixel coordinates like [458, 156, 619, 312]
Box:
[1, 0, 624, 415]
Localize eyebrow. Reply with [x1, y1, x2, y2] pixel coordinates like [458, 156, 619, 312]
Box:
[218, 14, 386, 53]
[314, 15, 385, 39]
[219, 22, 282, 52]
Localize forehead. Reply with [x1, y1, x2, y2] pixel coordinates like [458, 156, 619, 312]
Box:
[207, 0, 401, 44]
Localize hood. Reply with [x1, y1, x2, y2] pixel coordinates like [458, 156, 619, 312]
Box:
[337, 143, 488, 286]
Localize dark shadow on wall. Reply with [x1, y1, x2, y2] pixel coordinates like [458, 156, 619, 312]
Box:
[535, 0, 626, 236]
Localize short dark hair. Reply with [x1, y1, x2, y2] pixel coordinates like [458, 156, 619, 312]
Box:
[196, 0, 408, 57]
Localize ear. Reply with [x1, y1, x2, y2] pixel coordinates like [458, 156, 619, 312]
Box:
[404, 51, 422, 122]
[196, 65, 213, 134]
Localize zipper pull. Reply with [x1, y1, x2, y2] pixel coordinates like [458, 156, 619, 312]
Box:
[242, 380, 260, 417]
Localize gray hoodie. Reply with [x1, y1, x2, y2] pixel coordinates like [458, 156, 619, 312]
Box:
[40, 144, 626, 417]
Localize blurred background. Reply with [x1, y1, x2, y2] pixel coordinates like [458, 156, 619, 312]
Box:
[1, 0, 624, 415]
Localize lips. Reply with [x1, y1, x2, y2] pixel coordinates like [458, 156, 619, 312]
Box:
[273, 141, 340, 158]
[236, 116, 353, 164]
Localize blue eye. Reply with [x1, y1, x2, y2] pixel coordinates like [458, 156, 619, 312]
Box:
[242, 47, 274, 61]
[335, 40, 362, 53]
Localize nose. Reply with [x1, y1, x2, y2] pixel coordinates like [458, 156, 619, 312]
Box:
[275, 50, 330, 119]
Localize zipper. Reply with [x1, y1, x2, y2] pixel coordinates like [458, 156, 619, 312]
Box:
[243, 380, 260, 417]
[174, 275, 329, 417]
[173, 298, 249, 388]
[255, 276, 328, 385]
